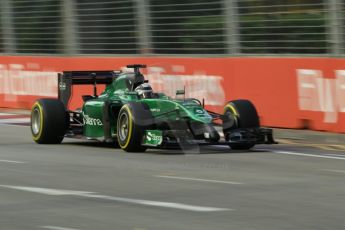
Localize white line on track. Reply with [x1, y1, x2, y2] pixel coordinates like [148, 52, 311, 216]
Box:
[273, 150, 345, 160]
[0, 123, 29, 128]
[155, 175, 244, 185]
[325, 154, 345, 158]
[0, 159, 26, 164]
[324, 169, 345, 173]
[0, 186, 93, 196]
[40, 226, 80, 230]
[0, 185, 232, 212]
[257, 149, 345, 161]
[79, 193, 232, 212]
[0, 118, 30, 123]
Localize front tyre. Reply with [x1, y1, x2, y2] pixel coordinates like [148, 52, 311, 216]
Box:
[31, 99, 67, 144]
[117, 104, 147, 152]
[223, 100, 259, 150]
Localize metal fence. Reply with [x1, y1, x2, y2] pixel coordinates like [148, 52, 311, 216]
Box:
[0, 0, 344, 56]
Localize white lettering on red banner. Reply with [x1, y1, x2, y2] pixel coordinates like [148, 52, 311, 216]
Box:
[0, 64, 57, 98]
[297, 69, 345, 123]
[146, 66, 225, 106]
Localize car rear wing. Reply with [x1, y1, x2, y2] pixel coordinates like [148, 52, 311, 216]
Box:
[58, 71, 120, 108]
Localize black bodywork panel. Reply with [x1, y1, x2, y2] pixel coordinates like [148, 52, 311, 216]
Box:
[58, 71, 119, 108]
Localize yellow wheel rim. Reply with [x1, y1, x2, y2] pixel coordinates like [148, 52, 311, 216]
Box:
[31, 102, 44, 141]
[118, 105, 133, 149]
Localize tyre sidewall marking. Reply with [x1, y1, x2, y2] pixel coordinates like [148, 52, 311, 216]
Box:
[224, 104, 238, 117]
[224, 104, 239, 130]
[118, 105, 133, 149]
[31, 102, 44, 141]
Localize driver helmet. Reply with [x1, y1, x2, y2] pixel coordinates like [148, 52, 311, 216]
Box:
[135, 83, 153, 99]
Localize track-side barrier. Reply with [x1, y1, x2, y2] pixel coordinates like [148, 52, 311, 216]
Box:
[0, 56, 344, 133]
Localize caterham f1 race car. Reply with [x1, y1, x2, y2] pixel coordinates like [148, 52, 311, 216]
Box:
[30, 64, 276, 152]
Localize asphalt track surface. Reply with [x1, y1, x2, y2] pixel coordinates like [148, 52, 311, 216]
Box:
[0, 116, 345, 230]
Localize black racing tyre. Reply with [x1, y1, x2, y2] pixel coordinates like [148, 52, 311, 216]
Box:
[31, 98, 67, 144]
[222, 99, 259, 150]
[117, 103, 153, 152]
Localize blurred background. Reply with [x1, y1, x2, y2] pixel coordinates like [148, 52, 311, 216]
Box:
[0, 0, 343, 56]
[1, 3, 345, 230]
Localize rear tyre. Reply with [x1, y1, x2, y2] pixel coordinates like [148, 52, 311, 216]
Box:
[222, 100, 259, 150]
[117, 103, 153, 152]
[31, 99, 67, 144]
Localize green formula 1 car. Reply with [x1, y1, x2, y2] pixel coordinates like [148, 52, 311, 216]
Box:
[30, 64, 276, 152]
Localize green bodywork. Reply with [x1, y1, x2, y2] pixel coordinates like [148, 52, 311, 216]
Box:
[144, 130, 163, 146]
[82, 73, 212, 138]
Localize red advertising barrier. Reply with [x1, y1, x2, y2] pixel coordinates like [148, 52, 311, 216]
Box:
[0, 56, 344, 133]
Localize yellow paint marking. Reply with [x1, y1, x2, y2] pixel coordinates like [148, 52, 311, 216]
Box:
[314, 145, 337, 151]
[328, 145, 345, 151]
[275, 139, 296, 144]
[274, 138, 345, 152]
